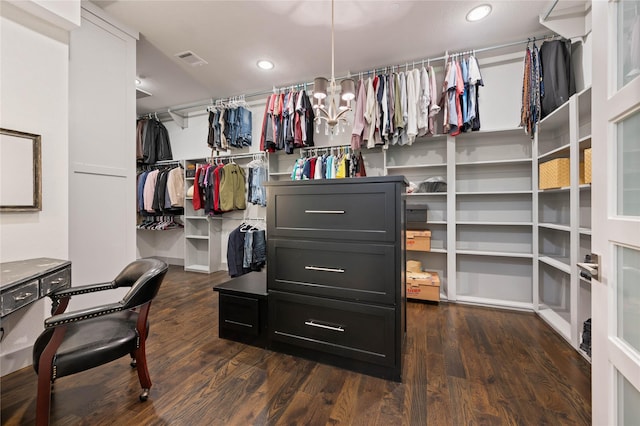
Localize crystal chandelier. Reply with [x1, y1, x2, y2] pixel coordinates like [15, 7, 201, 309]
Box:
[313, 0, 355, 135]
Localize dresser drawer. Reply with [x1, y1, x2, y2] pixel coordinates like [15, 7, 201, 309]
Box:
[1, 279, 39, 317]
[269, 291, 395, 367]
[40, 266, 71, 297]
[267, 183, 397, 242]
[268, 239, 396, 304]
[219, 293, 260, 337]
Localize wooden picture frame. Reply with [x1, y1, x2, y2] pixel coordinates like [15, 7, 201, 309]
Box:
[0, 128, 42, 212]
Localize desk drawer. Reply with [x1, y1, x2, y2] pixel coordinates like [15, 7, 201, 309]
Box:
[1, 280, 39, 316]
[40, 266, 71, 297]
[268, 184, 397, 242]
[269, 291, 395, 367]
[268, 239, 396, 304]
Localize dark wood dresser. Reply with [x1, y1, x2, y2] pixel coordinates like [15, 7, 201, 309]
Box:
[264, 176, 407, 381]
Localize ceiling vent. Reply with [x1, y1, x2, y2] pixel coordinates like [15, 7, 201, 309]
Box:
[175, 50, 208, 67]
[136, 88, 152, 99]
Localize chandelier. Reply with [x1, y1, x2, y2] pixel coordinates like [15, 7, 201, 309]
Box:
[313, 0, 355, 135]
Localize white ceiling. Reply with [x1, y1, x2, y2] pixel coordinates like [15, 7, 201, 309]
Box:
[92, 0, 580, 115]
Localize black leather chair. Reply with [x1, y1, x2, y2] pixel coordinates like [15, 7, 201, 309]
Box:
[32, 258, 168, 426]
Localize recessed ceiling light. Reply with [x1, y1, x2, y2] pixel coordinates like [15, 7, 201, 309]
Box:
[466, 4, 492, 22]
[257, 59, 274, 70]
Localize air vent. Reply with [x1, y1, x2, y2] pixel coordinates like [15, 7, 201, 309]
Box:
[174, 50, 208, 67]
[136, 88, 152, 99]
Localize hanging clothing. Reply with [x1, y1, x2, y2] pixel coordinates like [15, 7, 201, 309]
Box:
[540, 39, 575, 118]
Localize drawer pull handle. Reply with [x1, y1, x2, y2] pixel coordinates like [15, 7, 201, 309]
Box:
[50, 278, 65, 284]
[305, 266, 345, 273]
[224, 319, 253, 328]
[304, 320, 344, 332]
[14, 292, 34, 301]
[304, 210, 345, 214]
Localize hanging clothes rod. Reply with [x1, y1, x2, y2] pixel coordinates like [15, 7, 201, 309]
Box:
[208, 152, 265, 162]
[145, 33, 557, 118]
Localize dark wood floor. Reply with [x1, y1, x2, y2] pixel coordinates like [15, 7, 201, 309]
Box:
[1, 266, 591, 425]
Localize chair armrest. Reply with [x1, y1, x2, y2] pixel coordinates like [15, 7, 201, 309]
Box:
[44, 302, 125, 328]
[48, 281, 116, 301]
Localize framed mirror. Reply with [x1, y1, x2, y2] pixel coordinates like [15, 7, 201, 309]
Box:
[0, 128, 42, 212]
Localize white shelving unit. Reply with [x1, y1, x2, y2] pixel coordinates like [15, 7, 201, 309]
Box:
[535, 86, 592, 360]
[387, 136, 449, 297]
[453, 129, 534, 308]
[183, 158, 222, 273]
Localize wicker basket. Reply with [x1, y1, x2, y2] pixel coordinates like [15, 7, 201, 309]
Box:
[584, 148, 592, 184]
[539, 158, 570, 189]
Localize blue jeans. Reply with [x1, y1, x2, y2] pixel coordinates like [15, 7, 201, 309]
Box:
[237, 106, 252, 147]
[250, 165, 267, 206]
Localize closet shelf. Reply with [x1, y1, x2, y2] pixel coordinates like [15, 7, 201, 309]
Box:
[457, 221, 533, 226]
[538, 143, 571, 160]
[185, 235, 208, 240]
[456, 295, 534, 311]
[456, 158, 531, 167]
[269, 171, 292, 177]
[578, 135, 592, 146]
[184, 215, 207, 220]
[539, 256, 571, 274]
[579, 184, 592, 190]
[405, 192, 447, 197]
[537, 308, 571, 341]
[426, 220, 447, 225]
[456, 249, 533, 259]
[456, 190, 533, 195]
[386, 163, 446, 170]
[539, 223, 570, 232]
[429, 248, 448, 254]
[184, 264, 210, 273]
[538, 98, 570, 132]
[538, 186, 570, 193]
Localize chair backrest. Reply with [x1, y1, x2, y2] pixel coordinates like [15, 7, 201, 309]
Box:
[119, 258, 168, 309]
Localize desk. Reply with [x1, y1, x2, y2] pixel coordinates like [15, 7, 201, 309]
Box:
[1, 258, 71, 318]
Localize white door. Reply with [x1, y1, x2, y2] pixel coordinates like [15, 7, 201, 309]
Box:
[591, 1, 640, 424]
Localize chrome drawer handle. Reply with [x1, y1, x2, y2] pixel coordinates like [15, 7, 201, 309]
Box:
[304, 210, 345, 214]
[305, 266, 345, 273]
[14, 292, 34, 301]
[50, 278, 65, 284]
[224, 319, 253, 328]
[305, 320, 344, 332]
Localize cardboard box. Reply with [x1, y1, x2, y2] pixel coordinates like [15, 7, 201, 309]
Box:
[407, 271, 440, 301]
[406, 230, 431, 251]
[539, 158, 570, 189]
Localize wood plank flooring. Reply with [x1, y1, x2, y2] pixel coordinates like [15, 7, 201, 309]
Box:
[1, 266, 591, 425]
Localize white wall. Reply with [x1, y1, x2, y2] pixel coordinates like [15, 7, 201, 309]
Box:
[0, 2, 73, 375]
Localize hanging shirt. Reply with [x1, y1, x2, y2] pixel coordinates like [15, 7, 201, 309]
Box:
[406, 69, 418, 144]
[428, 65, 441, 135]
[418, 67, 429, 136]
[399, 71, 409, 145]
[351, 79, 366, 149]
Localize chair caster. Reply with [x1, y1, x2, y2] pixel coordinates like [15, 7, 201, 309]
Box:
[130, 359, 137, 368]
[139, 389, 150, 401]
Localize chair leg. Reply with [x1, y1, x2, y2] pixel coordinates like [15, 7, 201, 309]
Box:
[36, 370, 52, 426]
[36, 327, 66, 426]
[130, 351, 137, 368]
[134, 342, 151, 401]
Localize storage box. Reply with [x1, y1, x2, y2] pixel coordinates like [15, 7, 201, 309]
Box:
[406, 230, 431, 251]
[539, 158, 570, 189]
[584, 148, 591, 184]
[407, 271, 440, 301]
